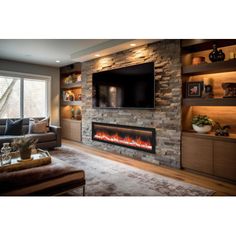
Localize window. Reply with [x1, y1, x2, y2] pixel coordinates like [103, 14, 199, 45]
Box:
[24, 79, 47, 118]
[0, 72, 50, 119]
[0, 75, 21, 118]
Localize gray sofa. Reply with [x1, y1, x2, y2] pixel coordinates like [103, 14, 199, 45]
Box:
[0, 118, 61, 149]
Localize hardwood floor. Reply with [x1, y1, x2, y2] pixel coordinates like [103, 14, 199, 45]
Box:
[62, 139, 236, 196]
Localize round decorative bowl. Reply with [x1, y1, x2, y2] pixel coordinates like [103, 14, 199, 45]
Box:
[192, 124, 212, 134]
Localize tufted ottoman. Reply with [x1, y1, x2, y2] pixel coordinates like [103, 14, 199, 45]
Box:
[0, 157, 85, 196]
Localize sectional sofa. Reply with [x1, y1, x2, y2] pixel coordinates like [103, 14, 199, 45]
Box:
[0, 118, 61, 149]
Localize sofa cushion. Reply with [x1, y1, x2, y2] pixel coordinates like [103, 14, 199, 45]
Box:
[26, 132, 56, 143]
[0, 126, 5, 135]
[0, 118, 29, 135]
[4, 119, 23, 135]
[29, 117, 50, 134]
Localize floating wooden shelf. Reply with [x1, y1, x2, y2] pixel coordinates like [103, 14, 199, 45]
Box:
[62, 118, 81, 123]
[182, 59, 236, 75]
[60, 63, 81, 75]
[183, 98, 236, 106]
[182, 131, 236, 143]
[61, 81, 82, 89]
[181, 39, 236, 53]
[61, 100, 82, 106]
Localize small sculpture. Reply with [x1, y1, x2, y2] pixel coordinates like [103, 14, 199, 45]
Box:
[209, 44, 219, 62]
[215, 122, 230, 136]
[209, 44, 225, 62]
[217, 50, 225, 61]
[203, 78, 214, 98]
[222, 83, 236, 98]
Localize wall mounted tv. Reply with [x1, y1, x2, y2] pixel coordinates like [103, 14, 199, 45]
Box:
[92, 62, 155, 109]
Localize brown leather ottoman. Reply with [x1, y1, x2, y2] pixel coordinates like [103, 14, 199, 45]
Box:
[0, 158, 85, 196]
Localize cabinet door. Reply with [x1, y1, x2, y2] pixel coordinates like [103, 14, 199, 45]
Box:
[214, 141, 236, 181]
[62, 120, 71, 139]
[70, 122, 81, 142]
[182, 136, 213, 174]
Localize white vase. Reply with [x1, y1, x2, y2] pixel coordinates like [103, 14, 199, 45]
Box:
[192, 124, 212, 134]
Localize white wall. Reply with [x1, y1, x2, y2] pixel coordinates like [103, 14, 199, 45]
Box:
[0, 59, 60, 125]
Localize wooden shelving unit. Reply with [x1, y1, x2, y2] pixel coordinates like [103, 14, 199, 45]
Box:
[60, 63, 82, 142]
[181, 39, 236, 183]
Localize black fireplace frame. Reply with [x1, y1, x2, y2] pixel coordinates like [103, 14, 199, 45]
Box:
[92, 122, 156, 153]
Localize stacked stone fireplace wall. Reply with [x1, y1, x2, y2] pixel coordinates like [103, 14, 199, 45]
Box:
[81, 40, 182, 168]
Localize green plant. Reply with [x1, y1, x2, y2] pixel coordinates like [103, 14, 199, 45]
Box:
[192, 115, 214, 127]
[11, 136, 38, 151]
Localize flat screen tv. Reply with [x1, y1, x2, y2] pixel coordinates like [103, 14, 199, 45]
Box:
[92, 62, 155, 109]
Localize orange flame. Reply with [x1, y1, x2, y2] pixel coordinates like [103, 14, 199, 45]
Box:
[94, 131, 152, 150]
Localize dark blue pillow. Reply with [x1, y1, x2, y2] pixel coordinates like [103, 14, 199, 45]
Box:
[4, 119, 23, 135]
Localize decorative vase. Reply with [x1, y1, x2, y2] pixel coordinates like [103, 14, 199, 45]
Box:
[20, 148, 32, 160]
[217, 49, 225, 61]
[1, 143, 12, 165]
[209, 44, 219, 62]
[75, 108, 82, 120]
[192, 124, 212, 134]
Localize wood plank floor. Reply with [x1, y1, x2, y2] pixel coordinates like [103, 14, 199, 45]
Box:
[62, 139, 236, 196]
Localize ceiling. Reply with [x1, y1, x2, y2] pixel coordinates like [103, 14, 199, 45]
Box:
[0, 39, 158, 67]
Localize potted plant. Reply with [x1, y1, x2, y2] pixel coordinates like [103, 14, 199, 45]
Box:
[192, 115, 214, 134]
[75, 108, 82, 120]
[11, 137, 38, 160]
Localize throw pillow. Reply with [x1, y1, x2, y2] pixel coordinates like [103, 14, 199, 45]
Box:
[4, 119, 23, 135]
[29, 117, 50, 134]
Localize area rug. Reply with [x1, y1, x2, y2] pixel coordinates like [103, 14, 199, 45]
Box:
[50, 146, 215, 196]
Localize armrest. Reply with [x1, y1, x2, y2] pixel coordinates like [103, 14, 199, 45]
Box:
[49, 125, 61, 147]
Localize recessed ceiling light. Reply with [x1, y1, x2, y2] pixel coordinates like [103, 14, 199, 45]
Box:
[95, 54, 100, 57]
[56, 60, 60, 63]
[130, 43, 136, 47]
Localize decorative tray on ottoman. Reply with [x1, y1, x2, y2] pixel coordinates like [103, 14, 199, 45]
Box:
[0, 149, 51, 173]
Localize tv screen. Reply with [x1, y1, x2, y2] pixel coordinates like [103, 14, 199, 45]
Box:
[92, 62, 155, 109]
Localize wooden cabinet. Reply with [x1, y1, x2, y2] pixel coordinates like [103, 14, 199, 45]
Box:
[62, 119, 81, 142]
[60, 62, 82, 128]
[182, 132, 236, 182]
[214, 141, 236, 181]
[182, 136, 213, 174]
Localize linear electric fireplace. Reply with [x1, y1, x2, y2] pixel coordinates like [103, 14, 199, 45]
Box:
[92, 122, 156, 153]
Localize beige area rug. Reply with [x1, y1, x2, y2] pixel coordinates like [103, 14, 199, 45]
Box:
[50, 145, 215, 196]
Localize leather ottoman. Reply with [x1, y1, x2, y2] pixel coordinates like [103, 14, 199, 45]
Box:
[0, 158, 85, 196]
